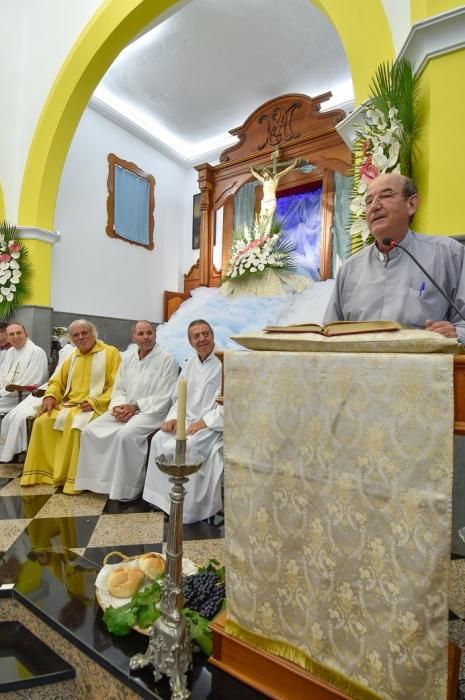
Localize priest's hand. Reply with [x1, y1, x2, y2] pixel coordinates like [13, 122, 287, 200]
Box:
[186, 419, 207, 436]
[161, 418, 177, 433]
[112, 404, 138, 422]
[426, 319, 457, 338]
[40, 396, 57, 416]
[80, 400, 94, 412]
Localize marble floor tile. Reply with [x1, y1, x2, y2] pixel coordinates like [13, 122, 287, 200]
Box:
[0, 464, 22, 478]
[164, 538, 225, 567]
[35, 492, 107, 518]
[0, 494, 51, 519]
[0, 476, 11, 490]
[12, 516, 100, 552]
[87, 512, 164, 548]
[1, 477, 55, 496]
[68, 547, 86, 557]
[449, 619, 465, 687]
[0, 518, 30, 550]
[450, 559, 465, 619]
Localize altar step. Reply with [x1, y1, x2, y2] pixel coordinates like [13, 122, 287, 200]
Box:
[210, 612, 462, 700]
[0, 620, 75, 695]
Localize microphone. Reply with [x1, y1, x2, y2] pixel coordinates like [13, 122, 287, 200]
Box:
[382, 238, 465, 323]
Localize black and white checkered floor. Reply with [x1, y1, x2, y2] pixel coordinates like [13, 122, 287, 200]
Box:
[1, 461, 464, 699]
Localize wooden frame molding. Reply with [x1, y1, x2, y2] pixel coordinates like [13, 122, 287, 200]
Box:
[106, 153, 155, 250]
[194, 92, 352, 288]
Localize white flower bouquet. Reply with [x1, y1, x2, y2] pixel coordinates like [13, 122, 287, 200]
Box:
[349, 60, 419, 251]
[0, 221, 33, 317]
[223, 217, 296, 284]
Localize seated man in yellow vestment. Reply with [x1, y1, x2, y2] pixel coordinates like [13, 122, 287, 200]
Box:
[21, 319, 121, 494]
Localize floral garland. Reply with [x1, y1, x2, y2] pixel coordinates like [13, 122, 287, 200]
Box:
[0, 221, 33, 318]
[349, 106, 403, 243]
[222, 217, 296, 283]
[349, 60, 419, 250]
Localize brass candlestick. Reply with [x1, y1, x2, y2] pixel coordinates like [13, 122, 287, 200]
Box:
[130, 438, 204, 700]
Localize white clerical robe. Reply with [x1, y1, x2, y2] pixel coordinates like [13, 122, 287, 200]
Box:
[0, 339, 48, 414]
[0, 344, 74, 462]
[143, 351, 224, 523]
[75, 344, 179, 500]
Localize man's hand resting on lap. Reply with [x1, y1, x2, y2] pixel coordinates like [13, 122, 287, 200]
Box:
[186, 419, 207, 436]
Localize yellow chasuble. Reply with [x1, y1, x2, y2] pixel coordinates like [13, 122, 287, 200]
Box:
[21, 340, 120, 494]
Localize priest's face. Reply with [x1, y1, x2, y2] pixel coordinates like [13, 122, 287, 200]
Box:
[70, 323, 96, 354]
[133, 321, 156, 358]
[365, 173, 418, 251]
[7, 323, 27, 349]
[188, 322, 214, 361]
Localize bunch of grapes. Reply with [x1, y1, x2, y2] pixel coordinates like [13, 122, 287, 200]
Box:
[182, 571, 225, 620]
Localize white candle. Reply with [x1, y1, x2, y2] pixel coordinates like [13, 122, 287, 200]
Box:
[176, 378, 187, 440]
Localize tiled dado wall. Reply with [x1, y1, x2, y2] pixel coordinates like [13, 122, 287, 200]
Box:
[0, 596, 140, 700]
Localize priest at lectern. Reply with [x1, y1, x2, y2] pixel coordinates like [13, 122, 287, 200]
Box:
[323, 173, 465, 341]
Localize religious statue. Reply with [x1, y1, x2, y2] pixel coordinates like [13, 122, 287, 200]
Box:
[250, 158, 299, 225]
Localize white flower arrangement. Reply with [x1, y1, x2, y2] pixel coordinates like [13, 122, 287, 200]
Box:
[223, 217, 295, 283]
[348, 59, 419, 251]
[0, 222, 32, 316]
[350, 106, 403, 243]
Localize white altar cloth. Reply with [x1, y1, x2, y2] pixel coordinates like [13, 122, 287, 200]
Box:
[223, 349, 453, 700]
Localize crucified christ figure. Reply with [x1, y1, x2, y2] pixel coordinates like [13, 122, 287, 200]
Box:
[250, 159, 299, 224]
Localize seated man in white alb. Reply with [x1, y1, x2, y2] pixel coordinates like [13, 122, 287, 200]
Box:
[143, 319, 224, 523]
[75, 321, 179, 501]
[0, 342, 74, 463]
[0, 323, 48, 415]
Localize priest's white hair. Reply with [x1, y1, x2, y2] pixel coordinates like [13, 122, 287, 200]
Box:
[68, 319, 99, 338]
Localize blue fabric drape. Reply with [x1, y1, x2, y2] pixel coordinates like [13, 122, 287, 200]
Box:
[276, 188, 322, 280]
[114, 165, 150, 245]
[332, 173, 353, 276]
[233, 182, 258, 239]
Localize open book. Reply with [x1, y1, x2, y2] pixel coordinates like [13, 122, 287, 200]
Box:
[263, 320, 403, 336]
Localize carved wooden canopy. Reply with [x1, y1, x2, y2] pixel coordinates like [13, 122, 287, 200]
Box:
[194, 92, 352, 287]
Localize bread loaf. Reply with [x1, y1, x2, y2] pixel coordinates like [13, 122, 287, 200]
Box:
[107, 567, 145, 598]
[139, 552, 165, 580]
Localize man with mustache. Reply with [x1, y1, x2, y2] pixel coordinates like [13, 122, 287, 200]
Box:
[323, 173, 465, 341]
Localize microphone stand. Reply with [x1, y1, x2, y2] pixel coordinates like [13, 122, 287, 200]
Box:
[384, 239, 465, 324]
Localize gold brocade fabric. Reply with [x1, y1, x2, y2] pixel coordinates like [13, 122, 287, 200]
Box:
[223, 350, 453, 700]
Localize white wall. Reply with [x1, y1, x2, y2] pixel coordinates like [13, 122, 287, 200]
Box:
[381, 0, 411, 56]
[0, 0, 102, 219]
[53, 107, 197, 322]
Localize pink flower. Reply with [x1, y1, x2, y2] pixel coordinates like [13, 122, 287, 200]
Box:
[359, 156, 378, 181]
[0, 254, 11, 262]
[8, 242, 20, 252]
[362, 140, 371, 156]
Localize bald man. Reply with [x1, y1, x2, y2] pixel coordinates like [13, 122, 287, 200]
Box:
[324, 173, 465, 341]
[75, 321, 178, 501]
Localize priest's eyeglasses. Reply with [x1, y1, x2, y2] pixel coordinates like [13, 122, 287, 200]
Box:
[365, 190, 410, 207]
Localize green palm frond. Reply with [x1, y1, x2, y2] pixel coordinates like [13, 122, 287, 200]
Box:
[347, 59, 420, 255]
[368, 59, 420, 177]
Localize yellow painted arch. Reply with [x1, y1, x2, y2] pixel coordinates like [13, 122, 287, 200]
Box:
[312, 0, 395, 105]
[20, 0, 395, 231]
[18, 0, 179, 230]
[17, 0, 394, 304]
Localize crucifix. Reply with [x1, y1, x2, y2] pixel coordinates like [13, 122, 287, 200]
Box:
[250, 147, 303, 226]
